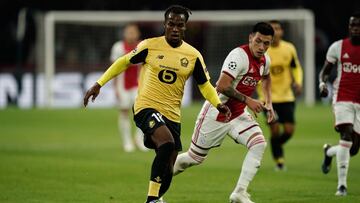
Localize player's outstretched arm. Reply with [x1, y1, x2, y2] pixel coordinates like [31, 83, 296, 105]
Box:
[83, 53, 133, 107]
[97, 55, 131, 86]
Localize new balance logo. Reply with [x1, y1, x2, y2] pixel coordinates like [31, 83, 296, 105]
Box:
[157, 55, 164, 59]
[154, 176, 162, 182]
[343, 53, 349, 59]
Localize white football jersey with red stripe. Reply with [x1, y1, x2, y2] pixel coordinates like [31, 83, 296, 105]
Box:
[209, 45, 270, 122]
[110, 41, 140, 90]
[327, 38, 360, 104]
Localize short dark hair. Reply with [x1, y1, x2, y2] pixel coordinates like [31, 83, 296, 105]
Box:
[351, 11, 360, 18]
[164, 5, 192, 22]
[252, 22, 274, 36]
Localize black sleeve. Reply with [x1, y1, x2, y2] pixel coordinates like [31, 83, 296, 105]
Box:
[192, 58, 209, 85]
[290, 55, 296, 68]
[129, 49, 148, 64]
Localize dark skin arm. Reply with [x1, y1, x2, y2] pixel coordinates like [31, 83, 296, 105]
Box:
[319, 61, 334, 98]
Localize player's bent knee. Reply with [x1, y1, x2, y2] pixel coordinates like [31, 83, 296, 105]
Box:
[189, 143, 209, 162]
[158, 142, 175, 155]
[188, 148, 207, 165]
[251, 140, 267, 152]
[247, 133, 267, 150]
[173, 148, 206, 176]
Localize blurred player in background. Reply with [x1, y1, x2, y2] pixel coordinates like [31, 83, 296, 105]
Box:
[83, 5, 231, 203]
[111, 23, 148, 152]
[174, 22, 275, 203]
[319, 12, 360, 196]
[257, 20, 303, 170]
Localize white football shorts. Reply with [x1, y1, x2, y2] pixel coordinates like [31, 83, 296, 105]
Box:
[333, 102, 360, 134]
[191, 103, 264, 149]
[115, 74, 138, 109]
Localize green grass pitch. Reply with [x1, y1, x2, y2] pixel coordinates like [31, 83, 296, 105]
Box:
[1, 102, 360, 203]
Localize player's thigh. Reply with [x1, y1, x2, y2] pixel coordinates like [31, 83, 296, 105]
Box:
[333, 102, 356, 128]
[191, 114, 231, 150]
[134, 108, 180, 150]
[163, 117, 182, 151]
[269, 122, 281, 136]
[228, 112, 264, 147]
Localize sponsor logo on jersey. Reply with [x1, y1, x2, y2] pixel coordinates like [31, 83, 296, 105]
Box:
[342, 53, 350, 59]
[343, 62, 360, 73]
[228, 61, 237, 70]
[180, 57, 189, 67]
[241, 76, 258, 86]
[159, 65, 179, 71]
[132, 48, 137, 54]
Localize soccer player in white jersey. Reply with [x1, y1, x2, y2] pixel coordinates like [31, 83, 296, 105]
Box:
[319, 12, 360, 196]
[111, 23, 147, 152]
[174, 22, 275, 203]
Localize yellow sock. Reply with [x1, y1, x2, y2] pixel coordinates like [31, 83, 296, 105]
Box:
[148, 181, 161, 197]
[276, 157, 285, 164]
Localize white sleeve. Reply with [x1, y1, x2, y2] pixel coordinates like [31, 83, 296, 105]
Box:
[326, 40, 341, 64]
[262, 53, 271, 76]
[110, 41, 125, 62]
[221, 47, 249, 79]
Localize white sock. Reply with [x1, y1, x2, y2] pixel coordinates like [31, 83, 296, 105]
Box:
[337, 140, 352, 188]
[118, 114, 133, 147]
[233, 141, 266, 193]
[173, 149, 206, 176]
[327, 145, 339, 157]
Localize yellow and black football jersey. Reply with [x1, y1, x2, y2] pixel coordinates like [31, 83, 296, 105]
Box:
[98, 36, 211, 122]
[257, 40, 303, 102]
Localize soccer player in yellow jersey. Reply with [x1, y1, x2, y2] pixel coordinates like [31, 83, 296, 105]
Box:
[83, 5, 231, 203]
[257, 20, 303, 170]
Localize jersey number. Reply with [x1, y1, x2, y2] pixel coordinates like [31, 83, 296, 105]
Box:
[152, 113, 165, 123]
[158, 70, 177, 84]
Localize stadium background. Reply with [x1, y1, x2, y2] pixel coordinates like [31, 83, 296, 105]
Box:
[0, 0, 359, 108]
[1, 1, 360, 203]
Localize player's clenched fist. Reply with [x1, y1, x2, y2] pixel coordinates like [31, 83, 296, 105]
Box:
[319, 82, 329, 98]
